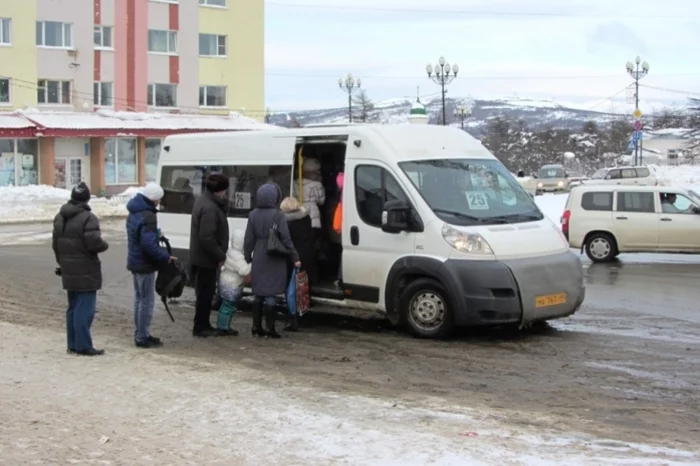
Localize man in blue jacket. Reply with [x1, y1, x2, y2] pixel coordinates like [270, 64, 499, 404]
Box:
[126, 183, 174, 348]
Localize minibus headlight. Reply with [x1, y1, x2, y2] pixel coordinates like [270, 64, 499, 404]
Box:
[441, 224, 493, 254]
[537, 182, 543, 188]
[557, 181, 564, 187]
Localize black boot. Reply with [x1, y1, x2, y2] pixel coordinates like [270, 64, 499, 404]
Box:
[264, 305, 281, 339]
[284, 315, 298, 332]
[251, 300, 265, 337]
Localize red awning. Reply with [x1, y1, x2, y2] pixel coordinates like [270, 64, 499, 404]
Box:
[0, 114, 36, 137]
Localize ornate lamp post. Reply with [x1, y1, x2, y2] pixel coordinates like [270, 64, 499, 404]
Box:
[454, 104, 471, 129]
[338, 73, 361, 123]
[625, 56, 649, 165]
[426, 56, 458, 125]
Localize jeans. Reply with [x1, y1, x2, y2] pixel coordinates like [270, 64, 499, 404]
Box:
[132, 272, 156, 343]
[66, 291, 97, 352]
[193, 266, 217, 333]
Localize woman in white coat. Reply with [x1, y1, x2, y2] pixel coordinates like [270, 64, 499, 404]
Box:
[216, 229, 251, 336]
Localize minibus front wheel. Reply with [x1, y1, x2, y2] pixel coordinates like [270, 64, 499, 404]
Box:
[400, 278, 454, 339]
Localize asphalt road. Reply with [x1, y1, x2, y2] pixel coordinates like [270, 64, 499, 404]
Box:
[0, 221, 698, 453]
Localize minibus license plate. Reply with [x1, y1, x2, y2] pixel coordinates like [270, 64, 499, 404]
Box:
[535, 293, 566, 308]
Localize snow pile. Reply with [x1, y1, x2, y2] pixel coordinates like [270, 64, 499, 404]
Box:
[536, 194, 568, 224]
[651, 164, 700, 189]
[0, 185, 127, 224]
[116, 186, 142, 197]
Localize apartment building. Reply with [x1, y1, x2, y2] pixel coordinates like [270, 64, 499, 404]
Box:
[0, 0, 266, 193]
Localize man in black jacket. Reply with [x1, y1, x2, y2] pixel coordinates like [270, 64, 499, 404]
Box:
[189, 174, 230, 337]
[52, 182, 109, 356]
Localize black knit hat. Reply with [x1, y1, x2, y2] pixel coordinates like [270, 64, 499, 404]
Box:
[205, 174, 229, 193]
[71, 182, 91, 203]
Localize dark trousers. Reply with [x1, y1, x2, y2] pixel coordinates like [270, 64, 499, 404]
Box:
[66, 290, 97, 352]
[192, 266, 217, 332]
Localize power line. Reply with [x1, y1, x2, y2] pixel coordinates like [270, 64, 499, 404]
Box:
[267, 71, 700, 80]
[267, 2, 695, 19]
[639, 84, 700, 97]
[586, 86, 631, 111]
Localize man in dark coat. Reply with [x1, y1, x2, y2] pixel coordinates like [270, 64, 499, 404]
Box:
[189, 174, 230, 337]
[126, 183, 173, 348]
[52, 182, 109, 356]
[244, 183, 300, 338]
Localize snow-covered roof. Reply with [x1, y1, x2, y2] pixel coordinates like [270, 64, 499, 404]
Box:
[16, 109, 276, 131]
[0, 113, 35, 128]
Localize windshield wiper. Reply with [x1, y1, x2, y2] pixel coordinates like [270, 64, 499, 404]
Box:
[432, 209, 510, 224]
[490, 211, 544, 222]
[432, 208, 486, 222]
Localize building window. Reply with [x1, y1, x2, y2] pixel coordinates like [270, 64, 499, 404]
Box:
[145, 138, 162, 182]
[159, 164, 291, 216]
[0, 139, 38, 186]
[147, 83, 177, 107]
[0, 78, 9, 104]
[199, 0, 226, 6]
[93, 82, 113, 106]
[37, 80, 71, 104]
[148, 29, 177, 54]
[355, 165, 409, 227]
[69, 159, 83, 186]
[93, 25, 112, 49]
[0, 18, 11, 45]
[104, 138, 137, 185]
[36, 21, 73, 48]
[199, 34, 226, 56]
[199, 86, 226, 107]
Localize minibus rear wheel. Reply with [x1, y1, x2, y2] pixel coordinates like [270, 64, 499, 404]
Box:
[399, 278, 454, 339]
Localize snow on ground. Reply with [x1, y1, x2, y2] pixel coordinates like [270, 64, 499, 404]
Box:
[0, 185, 127, 224]
[652, 164, 700, 190]
[536, 194, 568, 224]
[1, 321, 697, 465]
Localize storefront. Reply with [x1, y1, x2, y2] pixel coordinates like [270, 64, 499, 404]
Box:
[1, 110, 274, 193]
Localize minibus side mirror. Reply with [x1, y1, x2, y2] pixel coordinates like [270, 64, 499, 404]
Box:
[381, 200, 410, 233]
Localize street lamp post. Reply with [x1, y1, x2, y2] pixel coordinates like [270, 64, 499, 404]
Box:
[454, 104, 471, 129]
[426, 56, 458, 125]
[338, 73, 361, 123]
[626, 56, 650, 165]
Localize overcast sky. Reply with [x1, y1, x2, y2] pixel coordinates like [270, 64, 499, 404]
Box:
[262, 0, 700, 114]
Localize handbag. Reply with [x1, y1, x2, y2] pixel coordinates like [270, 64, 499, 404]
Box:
[266, 211, 289, 257]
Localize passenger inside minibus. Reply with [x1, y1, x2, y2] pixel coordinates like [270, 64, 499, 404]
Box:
[291, 136, 348, 297]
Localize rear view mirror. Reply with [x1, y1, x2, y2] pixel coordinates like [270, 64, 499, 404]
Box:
[381, 200, 410, 233]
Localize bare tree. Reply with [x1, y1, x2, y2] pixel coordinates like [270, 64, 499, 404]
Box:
[352, 89, 376, 122]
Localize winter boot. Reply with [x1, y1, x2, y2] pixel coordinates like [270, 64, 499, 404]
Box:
[251, 299, 265, 337]
[264, 305, 281, 339]
[284, 314, 298, 332]
[216, 300, 239, 336]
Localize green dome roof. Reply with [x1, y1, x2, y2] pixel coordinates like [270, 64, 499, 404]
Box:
[410, 100, 427, 115]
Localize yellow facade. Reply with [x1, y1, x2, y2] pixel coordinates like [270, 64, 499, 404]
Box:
[198, 0, 264, 120]
[0, 0, 38, 109]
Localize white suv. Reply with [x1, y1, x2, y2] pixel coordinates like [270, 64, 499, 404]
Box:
[584, 166, 657, 186]
[562, 185, 700, 262]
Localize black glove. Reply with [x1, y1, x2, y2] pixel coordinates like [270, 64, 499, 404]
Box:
[54, 267, 62, 276]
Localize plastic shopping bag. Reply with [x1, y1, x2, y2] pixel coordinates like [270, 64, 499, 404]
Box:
[286, 268, 311, 316]
[286, 269, 298, 316]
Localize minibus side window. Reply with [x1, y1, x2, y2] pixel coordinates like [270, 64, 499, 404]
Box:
[355, 165, 409, 228]
[159, 164, 291, 216]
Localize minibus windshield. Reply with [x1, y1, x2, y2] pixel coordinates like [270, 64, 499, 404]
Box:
[399, 159, 544, 226]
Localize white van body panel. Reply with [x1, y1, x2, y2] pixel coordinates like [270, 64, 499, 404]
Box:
[156, 124, 584, 329]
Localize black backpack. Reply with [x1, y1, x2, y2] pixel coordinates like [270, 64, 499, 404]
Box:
[155, 236, 187, 322]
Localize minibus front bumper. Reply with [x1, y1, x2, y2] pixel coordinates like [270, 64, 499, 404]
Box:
[441, 250, 585, 327]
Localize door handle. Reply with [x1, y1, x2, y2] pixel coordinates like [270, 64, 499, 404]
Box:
[661, 217, 672, 222]
[616, 216, 628, 220]
[350, 226, 359, 245]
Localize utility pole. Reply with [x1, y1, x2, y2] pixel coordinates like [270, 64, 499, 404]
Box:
[626, 56, 650, 165]
[426, 56, 458, 125]
[338, 73, 360, 123]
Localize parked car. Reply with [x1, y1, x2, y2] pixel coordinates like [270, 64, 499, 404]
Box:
[535, 164, 569, 194]
[566, 171, 589, 188]
[583, 166, 657, 187]
[561, 185, 700, 262]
